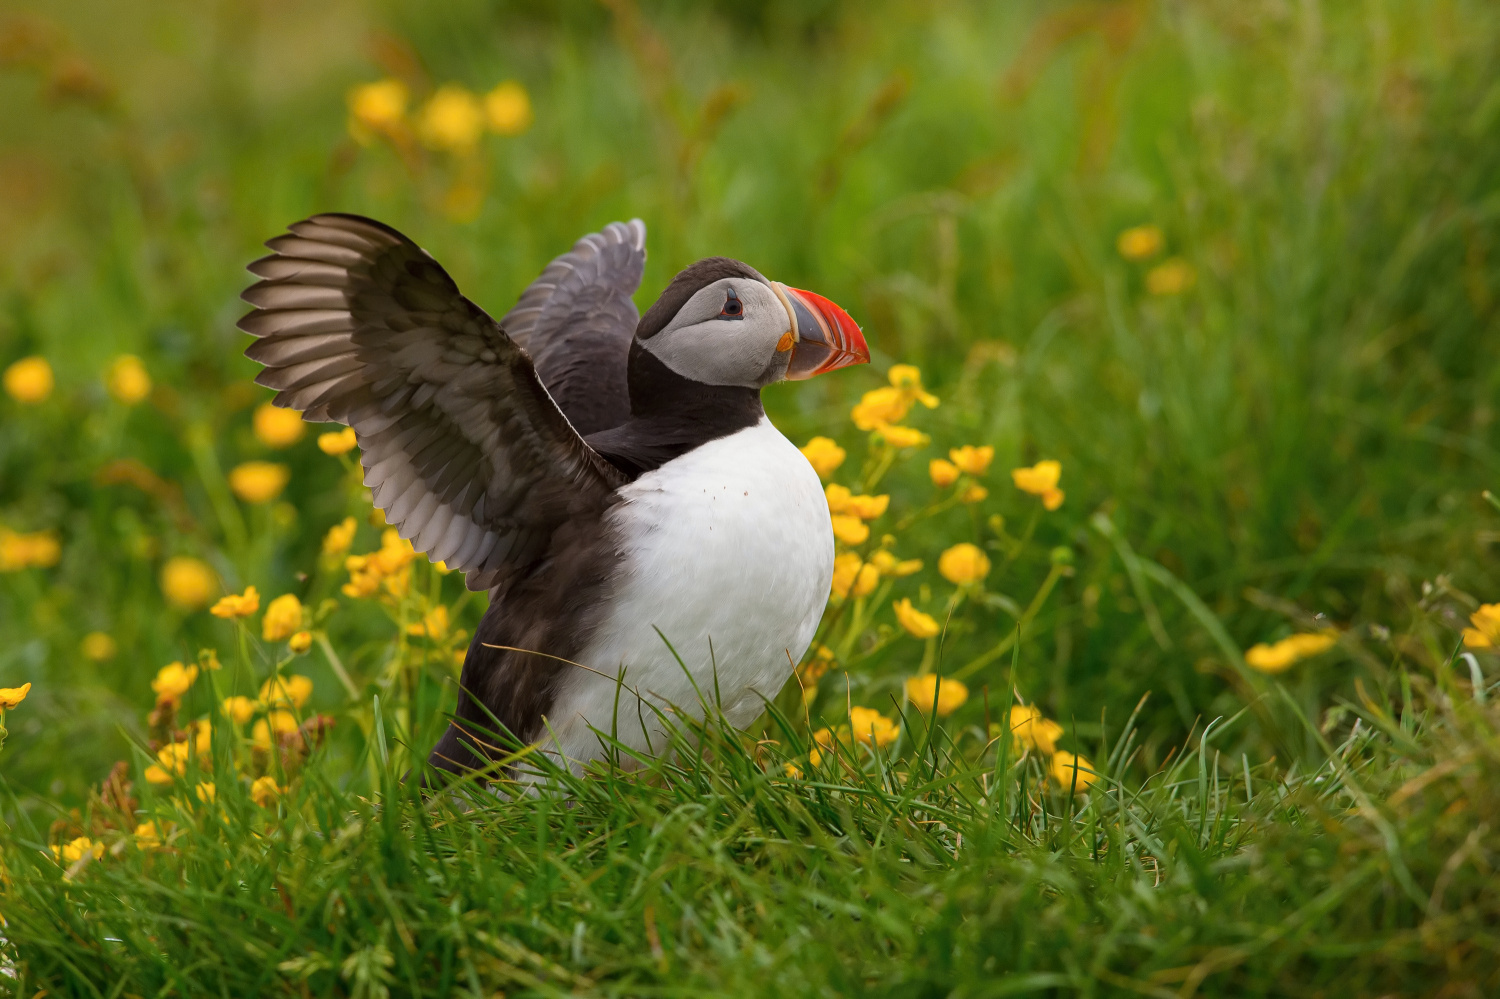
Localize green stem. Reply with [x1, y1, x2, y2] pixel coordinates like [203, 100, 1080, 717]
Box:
[950, 562, 1066, 681]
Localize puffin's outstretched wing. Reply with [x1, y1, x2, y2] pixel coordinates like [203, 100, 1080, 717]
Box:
[238, 213, 628, 592]
[498, 220, 646, 435]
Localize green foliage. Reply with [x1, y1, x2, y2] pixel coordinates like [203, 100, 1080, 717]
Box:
[3, 0, 1500, 992]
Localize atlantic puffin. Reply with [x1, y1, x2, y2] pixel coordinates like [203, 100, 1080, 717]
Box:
[238, 214, 868, 778]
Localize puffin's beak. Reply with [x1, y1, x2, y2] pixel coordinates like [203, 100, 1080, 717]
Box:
[774, 283, 870, 380]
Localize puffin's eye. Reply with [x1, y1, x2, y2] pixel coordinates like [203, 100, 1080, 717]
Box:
[719, 289, 744, 320]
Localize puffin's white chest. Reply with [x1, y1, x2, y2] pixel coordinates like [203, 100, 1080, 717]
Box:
[547, 417, 833, 768]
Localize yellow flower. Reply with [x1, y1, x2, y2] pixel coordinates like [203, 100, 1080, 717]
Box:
[1244, 631, 1338, 674]
[1146, 258, 1196, 296]
[347, 78, 408, 141]
[1042, 488, 1065, 511]
[323, 516, 358, 557]
[53, 836, 103, 864]
[1050, 751, 1098, 792]
[1462, 603, 1500, 649]
[252, 709, 301, 749]
[905, 675, 968, 717]
[808, 727, 836, 766]
[194, 781, 216, 804]
[155, 740, 192, 777]
[929, 458, 960, 488]
[1011, 460, 1061, 495]
[407, 605, 452, 640]
[876, 424, 930, 449]
[867, 550, 922, 577]
[3, 356, 53, 404]
[830, 514, 870, 545]
[824, 483, 852, 513]
[151, 662, 199, 706]
[1010, 705, 1065, 755]
[261, 593, 303, 642]
[799, 436, 846, 478]
[419, 84, 484, 152]
[783, 762, 803, 779]
[105, 355, 151, 404]
[318, 426, 358, 455]
[134, 821, 164, 850]
[160, 556, 216, 611]
[144, 764, 172, 785]
[886, 365, 939, 408]
[0, 528, 61, 571]
[849, 706, 900, 747]
[831, 553, 878, 599]
[484, 80, 533, 135]
[229, 461, 290, 504]
[260, 674, 313, 710]
[851, 386, 909, 430]
[960, 484, 988, 504]
[252, 402, 305, 449]
[949, 445, 994, 476]
[1116, 224, 1164, 261]
[893, 598, 941, 639]
[938, 543, 990, 586]
[221, 696, 257, 725]
[210, 586, 260, 620]
[81, 632, 117, 661]
[342, 529, 417, 599]
[250, 775, 283, 807]
[0, 682, 32, 709]
[289, 631, 313, 654]
[845, 494, 889, 520]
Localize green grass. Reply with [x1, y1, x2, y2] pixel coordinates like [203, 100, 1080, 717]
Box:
[3, 0, 1500, 994]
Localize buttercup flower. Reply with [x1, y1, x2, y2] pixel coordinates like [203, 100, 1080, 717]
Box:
[876, 424, 930, 449]
[830, 514, 870, 546]
[161, 556, 216, 611]
[0, 682, 32, 709]
[0, 529, 60, 571]
[783, 762, 803, 779]
[1146, 258, 1196, 296]
[1012, 460, 1061, 495]
[260, 674, 313, 710]
[1042, 488, 1065, 510]
[221, 696, 257, 725]
[53, 837, 103, 864]
[81, 632, 117, 661]
[851, 386, 908, 430]
[251, 775, 283, 807]
[905, 675, 968, 717]
[886, 365, 939, 408]
[261, 593, 303, 642]
[831, 553, 879, 599]
[289, 631, 313, 654]
[318, 427, 358, 455]
[105, 355, 151, 404]
[799, 437, 846, 478]
[1050, 751, 1098, 792]
[253, 402, 305, 449]
[867, 550, 922, 577]
[893, 598, 940, 639]
[1010, 704, 1063, 755]
[323, 516, 358, 557]
[348, 78, 408, 142]
[1244, 631, 1338, 674]
[960, 484, 988, 504]
[849, 706, 900, 747]
[211, 586, 260, 620]
[3, 356, 53, 404]
[938, 543, 990, 586]
[407, 605, 453, 640]
[194, 781, 216, 804]
[151, 662, 199, 706]
[845, 494, 889, 520]
[134, 821, 164, 850]
[343, 529, 418, 599]
[808, 727, 836, 766]
[1462, 603, 1500, 649]
[929, 458, 960, 488]
[484, 80, 533, 135]
[419, 84, 484, 152]
[1116, 224, 1164, 261]
[252, 709, 301, 749]
[143, 764, 172, 785]
[949, 445, 994, 476]
[229, 462, 290, 504]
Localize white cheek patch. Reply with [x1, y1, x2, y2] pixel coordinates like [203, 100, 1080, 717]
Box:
[643, 281, 793, 387]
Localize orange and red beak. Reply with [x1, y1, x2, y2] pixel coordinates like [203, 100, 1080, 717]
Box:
[773, 283, 870, 380]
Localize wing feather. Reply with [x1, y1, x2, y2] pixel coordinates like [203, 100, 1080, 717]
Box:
[238, 212, 626, 591]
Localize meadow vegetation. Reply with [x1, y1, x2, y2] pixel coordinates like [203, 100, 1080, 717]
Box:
[2, 1, 1500, 994]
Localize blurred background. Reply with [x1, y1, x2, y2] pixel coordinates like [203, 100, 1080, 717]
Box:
[2, 0, 1498, 802]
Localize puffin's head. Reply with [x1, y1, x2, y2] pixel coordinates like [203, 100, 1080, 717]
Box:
[634, 257, 869, 388]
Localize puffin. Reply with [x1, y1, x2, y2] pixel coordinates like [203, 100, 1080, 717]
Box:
[238, 213, 868, 779]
